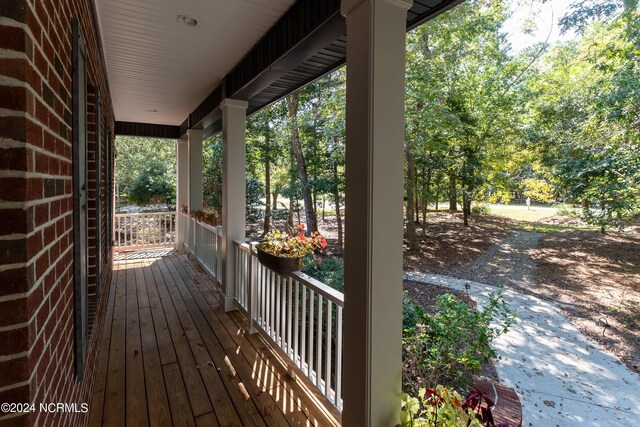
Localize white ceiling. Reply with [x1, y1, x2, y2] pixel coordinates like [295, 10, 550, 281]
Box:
[95, 0, 296, 125]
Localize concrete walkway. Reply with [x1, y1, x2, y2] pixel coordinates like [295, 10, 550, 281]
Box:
[404, 271, 640, 427]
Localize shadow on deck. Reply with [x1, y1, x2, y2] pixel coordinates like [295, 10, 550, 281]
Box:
[89, 248, 339, 426]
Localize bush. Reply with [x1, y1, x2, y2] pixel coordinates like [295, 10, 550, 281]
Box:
[403, 295, 425, 332]
[399, 385, 483, 427]
[555, 204, 578, 216]
[471, 203, 490, 215]
[302, 256, 344, 293]
[403, 289, 515, 394]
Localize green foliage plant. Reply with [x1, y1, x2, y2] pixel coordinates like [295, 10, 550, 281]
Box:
[470, 203, 490, 215]
[403, 289, 515, 393]
[399, 385, 483, 427]
[302, 257, 344, 293]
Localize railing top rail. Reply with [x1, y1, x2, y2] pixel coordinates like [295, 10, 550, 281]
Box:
[290, 271, 344, 307]
[194, 220, 220, 233]
[234, 239, 344, 307]
[115, 212, 176, 217]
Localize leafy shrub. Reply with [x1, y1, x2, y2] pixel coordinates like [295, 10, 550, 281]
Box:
[127, 160, 175, 209]
[399, 385, 482, 427]
[555, 204, 578, 216]
[403, 289, 515, 393]
[399, 385, 511, 427]
[471, 203, 490, 214]
[302, 256, 344, 293]
[403, 295, 425, 332]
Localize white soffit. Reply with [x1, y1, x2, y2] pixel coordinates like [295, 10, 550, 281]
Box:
[95, 0, 296, 125]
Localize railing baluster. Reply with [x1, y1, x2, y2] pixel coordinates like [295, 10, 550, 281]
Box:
[301, 287, 306, 373]
[280, 277, 286, 350]
[316, 294, 323, 389]
[287, 277, 292, 358]
[275, 274, 280, 343]
[294, 280, 300, 366]
[325, 300, 332, 398]
[336, 305, 343, 410]
[308, 289, 314, 380]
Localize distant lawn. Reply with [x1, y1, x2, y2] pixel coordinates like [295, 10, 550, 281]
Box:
[485, 204, 556, 222]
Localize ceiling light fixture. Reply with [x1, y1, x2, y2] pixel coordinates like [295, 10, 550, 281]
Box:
[177, 15, 199, 26]
[148, 109, 158, 112]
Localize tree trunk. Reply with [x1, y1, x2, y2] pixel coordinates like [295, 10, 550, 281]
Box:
[406, 139, 418, 250]
[415, 167, 420, 224]
[272, 190, 278, 211]
[332, 160, 343, 254]
[287, 93, 318, 234]
[313, 184, 318, 221]
[262, 150, 271, 236]
[422, 166, 431, 235]
[322, 196, 325, 221]
[448, 173, 458, 211]
[463, 190, 471, 227]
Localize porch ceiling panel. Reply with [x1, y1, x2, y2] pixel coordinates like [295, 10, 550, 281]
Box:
[95, 0, 296, 126]
[104, 0, 463, 137]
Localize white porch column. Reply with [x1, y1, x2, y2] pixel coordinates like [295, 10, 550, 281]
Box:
[176, 137, 188, 251]
[188, 129, 204, 249]
[221, 98, 248, 311]
[341, 0, 411, 425]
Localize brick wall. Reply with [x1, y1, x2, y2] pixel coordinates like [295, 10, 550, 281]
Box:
[0, 0, 114, 425]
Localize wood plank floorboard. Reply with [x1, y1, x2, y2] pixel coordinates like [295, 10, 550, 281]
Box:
[89, 248, 335, 427]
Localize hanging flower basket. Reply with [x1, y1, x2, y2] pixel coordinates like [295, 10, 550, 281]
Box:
[255, 225, 327, 277]
[256, 243, 302, 277]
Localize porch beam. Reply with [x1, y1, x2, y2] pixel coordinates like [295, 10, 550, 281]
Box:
[114, 121, 181, 139]
[341, 0, 411, 425]
[221, 98, 249, 311]
[175, 138, 188, 251]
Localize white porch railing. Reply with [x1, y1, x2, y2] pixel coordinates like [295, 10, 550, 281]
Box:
[234, 241, 344, 411]
[193, 221, 223, 279]
[180, 213, 223, 283]
[114, 212, 176, 250]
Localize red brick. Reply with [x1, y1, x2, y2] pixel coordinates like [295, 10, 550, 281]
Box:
[35, 252, 48, 278]
[0, 25, 28, 53]
[0, 116, 26, 142]
[27, 177, 44, 200]
[34, 203, 49, 225]
[0, 324, 29, 356]
[0, 355, 29, 385]
[0, 238, 27, 265]
[25, 119, 42, 148]
[26, 232, 42, 259]
[0, 267, 31, 297]
[0, 208, 27, 235]
[34, 151, 48, 173]
[0, 85, 28, 112]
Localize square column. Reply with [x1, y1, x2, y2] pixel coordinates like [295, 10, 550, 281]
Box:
[221, 98, 248, 311]
[341, 0, 412, 425]
[188, 129, 204, 249]
[175, 138, 188, 251]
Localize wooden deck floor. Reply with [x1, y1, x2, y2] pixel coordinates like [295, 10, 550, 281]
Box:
[89, 248, 339, 427]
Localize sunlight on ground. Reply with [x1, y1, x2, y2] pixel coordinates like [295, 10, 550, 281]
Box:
[487, 204, 556, 222]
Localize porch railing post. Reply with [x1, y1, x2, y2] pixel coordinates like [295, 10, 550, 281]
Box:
[187, 129, 203, 250]
[176, 138, 188, 252]
[221, 98, 248, 311]
[341, 0, 411, 425]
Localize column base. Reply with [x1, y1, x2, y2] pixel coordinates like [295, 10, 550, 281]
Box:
[224, 295, 237, 312]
